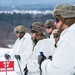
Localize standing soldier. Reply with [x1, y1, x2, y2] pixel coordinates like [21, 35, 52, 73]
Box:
[25, 22, 55, 75]
[5, 25, 34, 75]
[45, 19, 57, 50]
[39, 4, 75, 75]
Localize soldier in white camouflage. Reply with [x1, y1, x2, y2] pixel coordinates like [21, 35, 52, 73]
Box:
[24, 22, 55, 75]
[5, 25, 34, 75]
[40, 4, 75, 75]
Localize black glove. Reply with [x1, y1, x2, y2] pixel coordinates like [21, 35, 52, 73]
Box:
[48, 56, 52, 60]
[24, 65, 28, 75]
[15, 55, 21, 61]
[5, 54, 11, 60]
[38, 54, 46, 65]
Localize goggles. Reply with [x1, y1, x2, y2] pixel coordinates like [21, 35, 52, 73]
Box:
[45, 26, 51, 29]
[55, 18, 60, 23]
[16, 31, 24, 34]
[31, 30, 37, 33]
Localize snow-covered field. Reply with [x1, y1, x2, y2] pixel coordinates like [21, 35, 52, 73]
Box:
[0, 47, 13, 56]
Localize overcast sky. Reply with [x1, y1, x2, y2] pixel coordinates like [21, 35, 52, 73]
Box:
[0, 0, 75, 6]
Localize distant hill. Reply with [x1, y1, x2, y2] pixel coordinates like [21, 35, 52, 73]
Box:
[0, 11, 55, 48]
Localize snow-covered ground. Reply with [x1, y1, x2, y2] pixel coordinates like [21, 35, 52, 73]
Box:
[0, 47, 13, 56]
[0, 47, 16, 75]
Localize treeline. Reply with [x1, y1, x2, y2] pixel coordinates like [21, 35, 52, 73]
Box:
[0, 13, 55, 47]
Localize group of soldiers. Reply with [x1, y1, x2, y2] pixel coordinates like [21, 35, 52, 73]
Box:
[4, 3, 75, 75]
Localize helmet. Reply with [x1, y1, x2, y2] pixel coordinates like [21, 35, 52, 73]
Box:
[32, 22, 44, 27]
[45, 19, 56, 29]
[30, 22, 44, 29]
[52, 29, 60, 36]
[31, 22, 45, 33]
[14, 25, 26, 33]
[52, 4, 75, 18]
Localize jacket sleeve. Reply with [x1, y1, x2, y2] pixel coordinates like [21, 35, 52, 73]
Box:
[27, 59, 40, 72]
[20, 38, 34, 71]
[41, 39, 75, 75]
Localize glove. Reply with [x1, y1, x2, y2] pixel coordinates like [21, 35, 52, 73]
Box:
[24, 65, 28, 75]
[5, 54, 11, 60]
[38, 55, 46, 65]
[48, 56, 52, 60]
[14, 55, 21, 61]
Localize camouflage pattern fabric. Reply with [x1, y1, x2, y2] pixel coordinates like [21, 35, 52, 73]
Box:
[45, 19, 56, 29]
[52, 4, 75, 18]
[31, 22, 45, 33]
[14, 25, 26, 33]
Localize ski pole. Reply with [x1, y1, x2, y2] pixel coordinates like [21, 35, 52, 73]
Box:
[4, 54, 11, 75]
[5, 60, 8, 75]
[16, 59, 23, 75]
